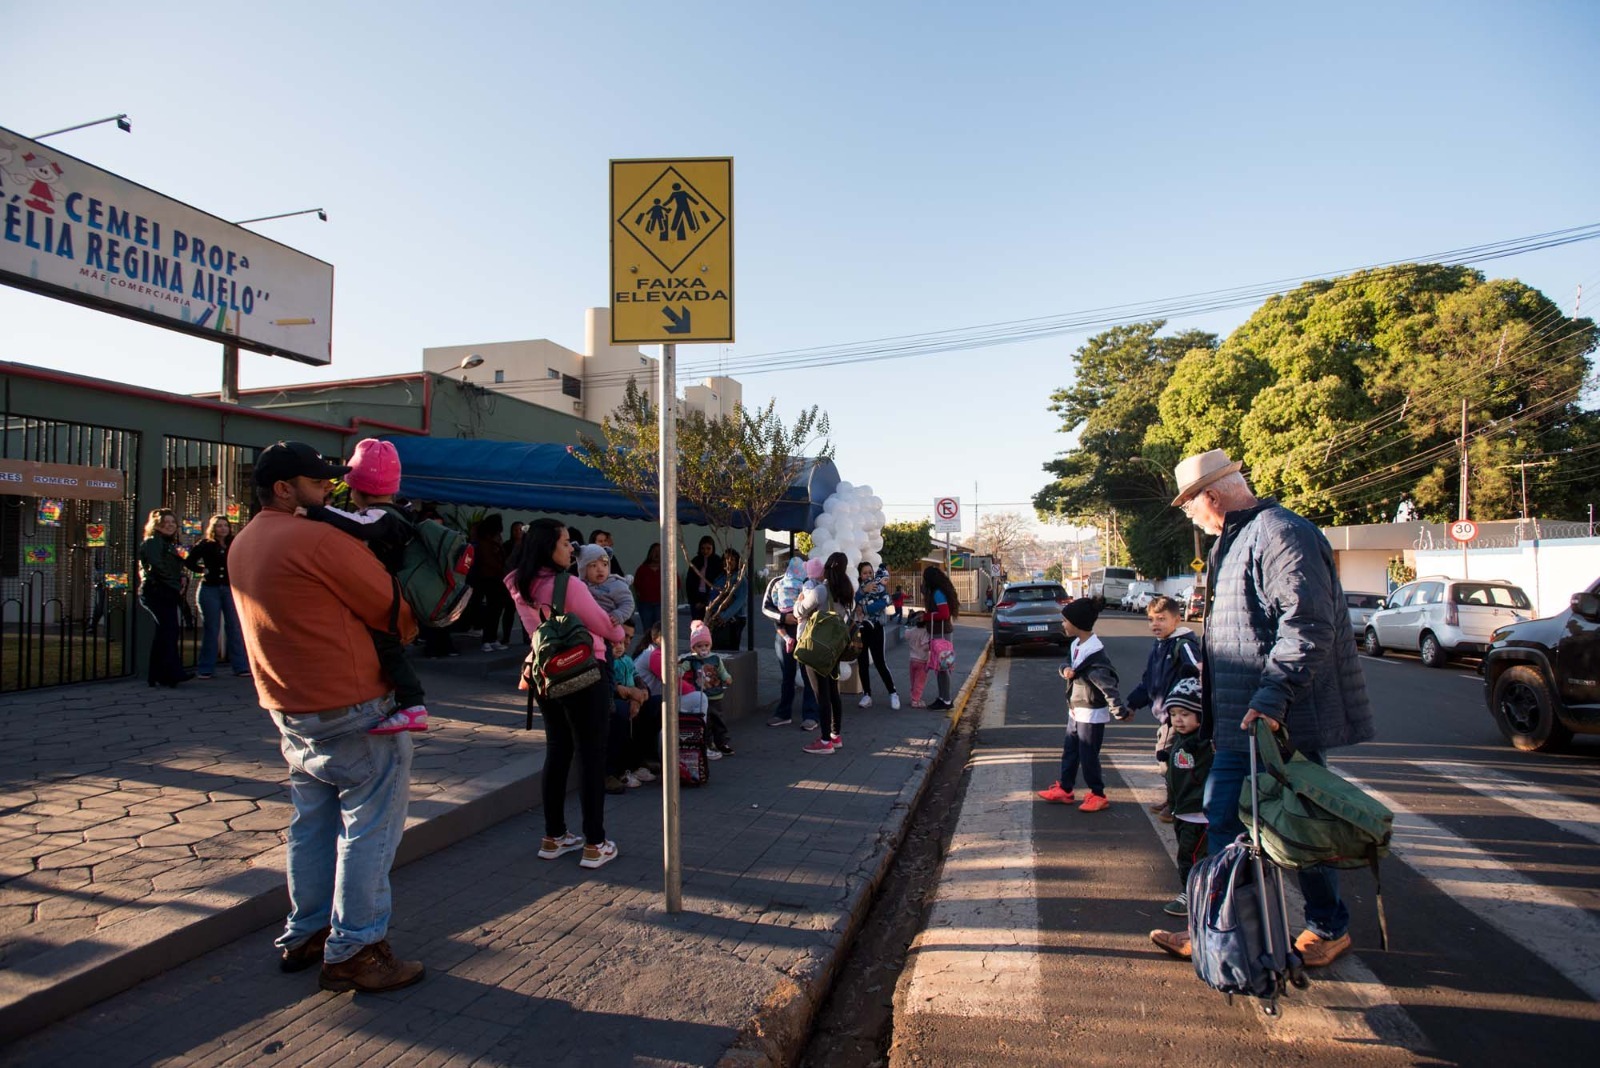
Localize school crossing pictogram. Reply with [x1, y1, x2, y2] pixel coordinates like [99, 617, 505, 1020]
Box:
[610, 157, 734, 344]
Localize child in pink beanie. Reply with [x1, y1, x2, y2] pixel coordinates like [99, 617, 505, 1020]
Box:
[680, 619, 735, 758]
[301, 438, 431, 735]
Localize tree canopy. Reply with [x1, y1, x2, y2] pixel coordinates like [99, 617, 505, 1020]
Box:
[1036, 266, 1599, 576]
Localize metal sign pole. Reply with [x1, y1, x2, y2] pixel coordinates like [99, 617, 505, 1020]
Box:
[659, 342, 682, 913]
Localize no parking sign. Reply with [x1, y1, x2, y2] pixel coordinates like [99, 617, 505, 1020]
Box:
[934, 496, 961, 534]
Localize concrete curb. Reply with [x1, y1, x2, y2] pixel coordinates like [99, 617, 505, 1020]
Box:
[718, 638, 994, 1068]
[0, 755, 546, 1045]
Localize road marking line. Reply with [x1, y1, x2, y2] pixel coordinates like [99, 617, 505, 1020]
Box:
[1424, 761, 1600, 847]
[1338, 767, 1600, 1002]
[1106, 748, 1432, 1051]
[902, 658, 1046, 1021]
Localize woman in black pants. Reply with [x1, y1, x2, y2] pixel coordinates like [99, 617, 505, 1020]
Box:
[508, 519, 626, 870]
[136, 508, 190, 688]
[797, 552, 854, 754]
[854, 561, 900, 709]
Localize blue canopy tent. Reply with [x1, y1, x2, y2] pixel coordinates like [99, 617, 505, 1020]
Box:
[384, 438, 837, 533]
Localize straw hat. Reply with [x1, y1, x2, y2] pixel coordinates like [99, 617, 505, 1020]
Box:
[1171, 449, 1243, 506]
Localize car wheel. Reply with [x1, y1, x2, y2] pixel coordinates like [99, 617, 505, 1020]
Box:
[1364, 628, 1383, 657]
[1419, 632, 1449, 669]
[1491, 665, 1572, 752]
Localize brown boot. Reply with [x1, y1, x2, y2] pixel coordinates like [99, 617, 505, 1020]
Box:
[1294, 930, 1351, 968]
[279, 926, 331, 973]
[318, 940, 425, 993]
[1149, 929, 1192, 959]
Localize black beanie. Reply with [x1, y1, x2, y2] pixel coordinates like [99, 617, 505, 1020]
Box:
[1062, 597, 1100, 631]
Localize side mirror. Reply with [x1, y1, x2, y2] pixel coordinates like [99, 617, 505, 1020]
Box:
[1571, 591, 1600, 622]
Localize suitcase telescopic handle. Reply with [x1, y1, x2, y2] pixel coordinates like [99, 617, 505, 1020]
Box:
[1248, 724, 1262, 855]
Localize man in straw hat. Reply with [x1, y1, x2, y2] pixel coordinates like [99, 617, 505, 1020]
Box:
[1148, 449, 1374, 969]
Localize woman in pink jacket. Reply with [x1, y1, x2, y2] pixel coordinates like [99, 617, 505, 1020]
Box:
[507, 519, 626, 871]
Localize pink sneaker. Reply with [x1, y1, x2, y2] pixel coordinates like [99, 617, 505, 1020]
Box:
[1037, 781, 1076, 804]
[830, 735, 843, 749]
[802, 738, 835, 755]
[370, 705, 428, 734]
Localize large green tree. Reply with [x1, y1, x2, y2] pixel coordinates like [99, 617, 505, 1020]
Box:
[1150, 265, 1599, 524]
[1034, 321, 1218, 576]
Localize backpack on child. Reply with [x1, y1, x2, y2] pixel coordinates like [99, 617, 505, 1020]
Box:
[521, 572, 604, 701]
[392, 515, 476, 628]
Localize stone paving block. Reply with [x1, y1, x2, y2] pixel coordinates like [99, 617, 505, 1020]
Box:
[174, 800, 258, 824]
[138, 821, 230, 848]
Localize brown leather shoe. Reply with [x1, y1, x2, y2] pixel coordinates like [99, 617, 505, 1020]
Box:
[318, 940, 425, 993]
[279, 926, 331, 973]
[1294, 930, 1352, 968]
[1149, 929, 1192, 959]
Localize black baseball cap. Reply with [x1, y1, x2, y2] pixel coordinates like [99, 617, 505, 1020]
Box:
[253, 441, 350, 489]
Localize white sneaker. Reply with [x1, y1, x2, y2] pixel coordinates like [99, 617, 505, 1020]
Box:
[858, 694, 873, 709]
[622, 771, 642, 788]
[579, 840, 619, 869]
[890, 693, 901, 710]
[706, 748, 723, 761]
[632, 766, 657, 783]
[481, 643, 496, 653]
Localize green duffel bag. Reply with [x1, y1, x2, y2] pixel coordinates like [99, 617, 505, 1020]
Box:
[1238, 719, 1394, 946]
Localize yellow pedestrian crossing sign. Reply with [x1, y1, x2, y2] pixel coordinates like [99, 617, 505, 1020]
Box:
[610, 158, 733, 344]
[1191, 557, 1205, 573]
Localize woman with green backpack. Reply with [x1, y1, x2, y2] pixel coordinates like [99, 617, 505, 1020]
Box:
[507, 519, 626, 871]
[794, 552, 855, 755]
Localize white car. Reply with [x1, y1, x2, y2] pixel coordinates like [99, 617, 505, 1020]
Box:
[1120, 581, 1155, 611]
[1363, 576, 1533, 667]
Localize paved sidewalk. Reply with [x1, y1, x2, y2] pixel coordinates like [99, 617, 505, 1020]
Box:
[0, 613, 987, 1064]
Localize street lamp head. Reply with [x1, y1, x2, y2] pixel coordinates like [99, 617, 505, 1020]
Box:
[316, 209, 327, 221]
[115, 114, 132, 133]
[458, 354, 484, 370]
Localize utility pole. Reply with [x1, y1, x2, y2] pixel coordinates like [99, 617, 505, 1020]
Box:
[1459, 399, 1469, 579]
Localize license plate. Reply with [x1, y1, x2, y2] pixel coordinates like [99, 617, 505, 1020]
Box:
[1027, 624, 1049, 633]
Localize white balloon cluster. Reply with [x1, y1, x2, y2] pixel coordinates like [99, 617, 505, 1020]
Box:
[808, 481, 887, 575]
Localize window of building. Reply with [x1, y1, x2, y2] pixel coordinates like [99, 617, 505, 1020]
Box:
[547, 367, 561, 379]
[494, 369, 505, 384]
[562, 374, 582, 399]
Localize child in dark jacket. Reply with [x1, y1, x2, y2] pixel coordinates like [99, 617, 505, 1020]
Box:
[1126, 595, 1202, 768]
[1037, 598, 1129, 812]
[1160, 677, 1212, 917]
[299, 438, 429, 735]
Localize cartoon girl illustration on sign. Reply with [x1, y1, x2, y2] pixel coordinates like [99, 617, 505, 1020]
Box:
[20, 152, 65, 215]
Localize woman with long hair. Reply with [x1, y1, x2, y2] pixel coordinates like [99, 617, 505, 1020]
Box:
[183, 513, 251, 678]
[796, 552, 854, 754]
[707, 547, 748, 650]
[922, 565, 961, 711]
[853, 561, 899, 709]
[137, 507, 190, 688]
[507, 518, 626, 870]
[685, 535, 722, 621]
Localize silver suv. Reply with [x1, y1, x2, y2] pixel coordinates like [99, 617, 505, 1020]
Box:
[1364, 576, 1533, 668]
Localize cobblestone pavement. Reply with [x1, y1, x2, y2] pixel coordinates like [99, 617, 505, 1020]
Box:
[0, 657, 529, 978]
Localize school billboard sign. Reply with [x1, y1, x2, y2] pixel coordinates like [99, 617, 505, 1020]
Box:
[0, 125, 333, 365]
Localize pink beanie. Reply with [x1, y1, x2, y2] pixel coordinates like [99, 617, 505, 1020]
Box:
[345, 438, 401, 496]
[689, 620, 712, 649]
[804, 557, 824, 580]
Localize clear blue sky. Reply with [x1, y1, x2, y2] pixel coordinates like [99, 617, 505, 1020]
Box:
[6, 0, 1598, 538]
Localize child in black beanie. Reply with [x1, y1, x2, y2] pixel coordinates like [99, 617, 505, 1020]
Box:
[1037, 597, 1129, 812]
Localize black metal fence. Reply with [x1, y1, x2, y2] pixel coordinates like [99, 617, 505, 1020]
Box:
[1, 416, 139, 692]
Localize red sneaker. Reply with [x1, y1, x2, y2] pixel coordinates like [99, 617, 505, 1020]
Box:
[1078, 793, 1111, 812]
[1037, 782, 1076, 804]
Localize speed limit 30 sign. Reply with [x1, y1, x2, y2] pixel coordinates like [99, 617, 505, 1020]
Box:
[1449, 519, 1478, 543]
[933, 496, 961, 534]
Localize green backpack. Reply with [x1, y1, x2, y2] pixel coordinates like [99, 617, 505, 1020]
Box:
[795, 590, 850, 678]
[1238, 720, 1394, 945]
[521, 572, 603, 701]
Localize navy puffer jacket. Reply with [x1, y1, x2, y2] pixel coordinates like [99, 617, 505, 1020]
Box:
[1202, 500, 1375, 754]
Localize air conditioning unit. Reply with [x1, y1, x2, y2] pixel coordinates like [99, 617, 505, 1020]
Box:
[572, 400, 585, 415]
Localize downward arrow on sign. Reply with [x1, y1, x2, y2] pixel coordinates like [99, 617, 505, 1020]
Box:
[663, 306, 692, 334]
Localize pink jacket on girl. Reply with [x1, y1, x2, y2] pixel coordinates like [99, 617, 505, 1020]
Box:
[505, 569, 625, 661]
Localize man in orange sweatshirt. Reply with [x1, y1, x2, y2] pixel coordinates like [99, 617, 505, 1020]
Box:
[230, 441, 424, 994]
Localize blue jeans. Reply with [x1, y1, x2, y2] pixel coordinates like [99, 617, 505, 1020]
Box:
[197, 584, 249, 676]
[1204, 744, 1349, 939]
[775, 635, 818, 722]
[1058, 719, 1106, 794]
[270, 696, 412, 964]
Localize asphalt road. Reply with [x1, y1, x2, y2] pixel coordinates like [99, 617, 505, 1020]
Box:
[889, 614, 1600, 1067]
